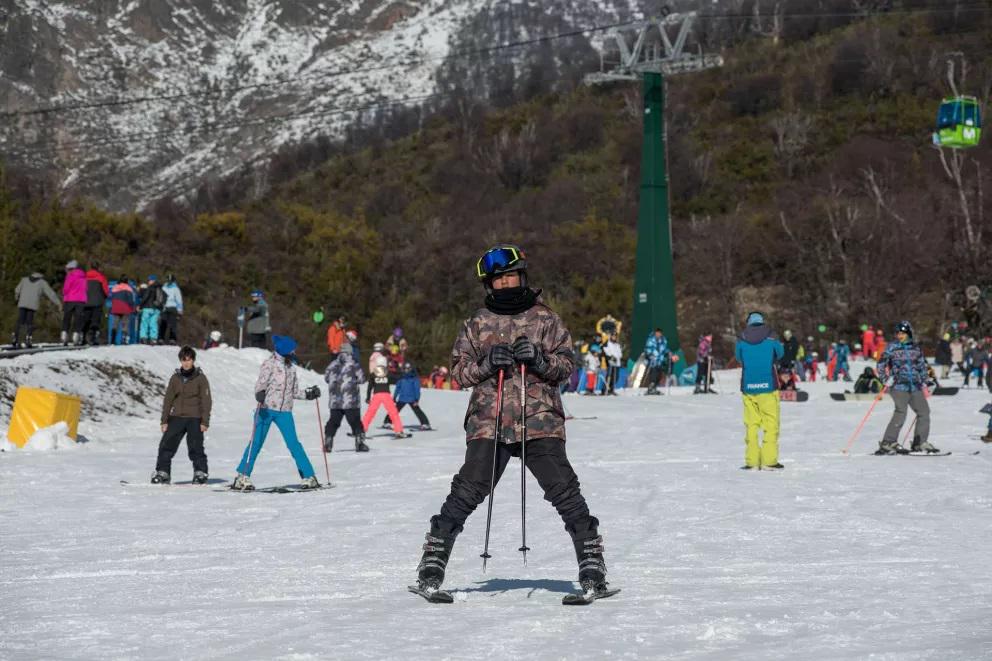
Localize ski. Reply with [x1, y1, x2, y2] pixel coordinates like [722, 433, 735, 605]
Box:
[565, 416, 598, 421]
[407, 584, 454, 603]
[779, 391, 809, 402]
[871, 451, 952, 457]
[120, 479, 227, 488]
[562, 586, 621, 606]
[218, 484, 334, 493]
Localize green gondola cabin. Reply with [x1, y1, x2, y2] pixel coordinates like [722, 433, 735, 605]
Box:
[933, 96, 982, 149]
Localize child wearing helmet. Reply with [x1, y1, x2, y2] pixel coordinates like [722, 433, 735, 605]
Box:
[362, 364, 405, 443]
[875, 321, 940, 454]
[383, 361, 432, 430]
[232, 335, 323, 490]
[412, 244, 612, 603]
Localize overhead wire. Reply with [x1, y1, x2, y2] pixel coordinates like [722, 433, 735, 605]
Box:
[2, 2, 990, 119]
[1, 4, 988, 159]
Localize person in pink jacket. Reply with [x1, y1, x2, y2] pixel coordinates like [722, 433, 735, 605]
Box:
[61, 260, 88, 346]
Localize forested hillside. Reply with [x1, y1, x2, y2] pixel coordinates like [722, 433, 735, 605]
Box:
[1, 3, 990, 365]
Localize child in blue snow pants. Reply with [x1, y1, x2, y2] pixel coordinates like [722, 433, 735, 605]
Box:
[237, 408, 316, 478]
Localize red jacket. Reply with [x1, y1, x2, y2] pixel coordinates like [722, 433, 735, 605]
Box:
[326, 324, 345, 353]
[110, 282, 136, 315]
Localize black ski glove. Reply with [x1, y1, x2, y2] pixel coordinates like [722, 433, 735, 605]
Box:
[512, 336, 549, 376]
[255, 390, 267, 403]
[305, 385, 321, 400]
[480, 343, 514, 377]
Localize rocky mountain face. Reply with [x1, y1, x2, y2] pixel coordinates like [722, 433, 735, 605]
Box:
[0, 0, 641, 212]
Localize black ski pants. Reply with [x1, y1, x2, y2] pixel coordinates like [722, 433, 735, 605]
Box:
[62, 302, 83, 335]
[81, 305, 102, 340]
[14, 308, 35, 340]
[324, 408, 363, 447]
[162, 309, 179, 343]
[248, 333, 267, 349]
[646, 365, 666, 389]
[156, 416, 207, 474]
[385, 401, 431, 427]
[606, 366, 620, 394]
[434, 437, 593, 537]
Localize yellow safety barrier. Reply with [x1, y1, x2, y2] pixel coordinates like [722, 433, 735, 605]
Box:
[8, 387, 82, 448]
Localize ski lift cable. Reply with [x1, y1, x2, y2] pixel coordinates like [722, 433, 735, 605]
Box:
[2, 3, 990, 119]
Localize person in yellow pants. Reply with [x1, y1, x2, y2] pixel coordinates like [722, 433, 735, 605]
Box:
[735, 312, 785, 470]
[742, 391, 780, 468]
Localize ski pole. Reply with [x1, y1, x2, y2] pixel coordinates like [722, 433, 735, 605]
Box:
[841, 385, 888, 454]
[519, 363, 531, 564]
[899, 414, 918, 449]
[315, 400, 331, 485]
[480, 368, 507, 573]
[706, 356, 713, 392]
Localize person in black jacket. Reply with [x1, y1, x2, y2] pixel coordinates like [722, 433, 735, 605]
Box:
[934, 333, 952, 379]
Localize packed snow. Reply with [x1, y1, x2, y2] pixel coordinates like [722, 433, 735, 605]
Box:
[1, 345, 991, 659]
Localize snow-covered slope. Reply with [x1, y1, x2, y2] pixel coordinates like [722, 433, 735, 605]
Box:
[1, 346, 990, 659]
[0, 0, 640, 211]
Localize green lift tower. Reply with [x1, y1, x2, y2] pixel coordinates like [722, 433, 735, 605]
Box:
[585, 14, 722, 356]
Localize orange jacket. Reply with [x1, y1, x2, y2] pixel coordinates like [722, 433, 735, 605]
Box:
[326, 324, 345, 353]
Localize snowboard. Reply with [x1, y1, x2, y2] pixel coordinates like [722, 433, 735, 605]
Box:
[627, 354, 649, 388]
[830, 392, 882, 402]
[931, 386, 959, 396]
[562, 586, 621, 606]
[779, 390, 809, 402]
[408, 584, 454, 603]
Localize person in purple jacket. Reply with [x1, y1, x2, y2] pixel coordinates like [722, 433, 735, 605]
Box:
[61, 260, 88, 346]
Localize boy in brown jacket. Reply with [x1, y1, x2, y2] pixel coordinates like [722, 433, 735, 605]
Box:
[152, 346, 212, 484]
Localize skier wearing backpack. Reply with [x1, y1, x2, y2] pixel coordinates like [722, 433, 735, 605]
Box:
[875, 321, 940, 455]
[161, 275, 183, 344]
[138, 275, 165, 344]
[232, 335, 322, 491]
[412, 244, 611, 602]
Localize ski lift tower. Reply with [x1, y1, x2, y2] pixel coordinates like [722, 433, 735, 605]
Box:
[585, 13, 722, 356]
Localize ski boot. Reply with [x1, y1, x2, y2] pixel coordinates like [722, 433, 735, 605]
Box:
[192, 471, 208, 485]
[10, 333, 20, 350]
[874, 439, 905, 455]
[300, 476, 320, 490]
[982, 432, 992, 443]
[232, 473, 255, 491]
[761, 463, 785, 471]
[60, 330, 68, 346]
[24, 335, 32, 349]
[72, 332, 82, 346]
[355, 433, 370, 452]
[150, 471, 171, 484]
[569, 517, 608, 590]
[323, 435, 334, 452]
[411, 517, 459, 601]
[910, 437, 940, 454]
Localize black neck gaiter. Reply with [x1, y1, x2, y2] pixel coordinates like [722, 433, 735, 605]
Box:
[485, 286, 541, 315]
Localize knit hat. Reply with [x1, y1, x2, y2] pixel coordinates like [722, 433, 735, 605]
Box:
[746, 312, 764, 326]
[272, 335, 297, 357]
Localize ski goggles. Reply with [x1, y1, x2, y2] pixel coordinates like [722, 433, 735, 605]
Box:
[476, 246, 522, 279]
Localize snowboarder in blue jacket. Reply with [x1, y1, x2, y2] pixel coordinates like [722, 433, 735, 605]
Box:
[734, 312, 785, 470]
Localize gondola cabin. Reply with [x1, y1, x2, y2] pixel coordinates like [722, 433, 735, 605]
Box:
[933, 96, 982, 149]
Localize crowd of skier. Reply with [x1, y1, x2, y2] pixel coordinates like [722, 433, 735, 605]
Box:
[15, 245, 986, 604]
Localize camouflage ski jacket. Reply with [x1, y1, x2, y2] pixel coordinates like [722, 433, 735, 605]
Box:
[452, 301, 575, 444]
[324, 351, 366, 410]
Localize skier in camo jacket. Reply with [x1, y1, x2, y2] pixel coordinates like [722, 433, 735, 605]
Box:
[875, 320, 940, 455]
[413, 244, 611, 600]
[323, 342, 367, 452]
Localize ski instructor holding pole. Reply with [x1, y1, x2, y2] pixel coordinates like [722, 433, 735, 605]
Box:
[411, 244, 615, 605]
